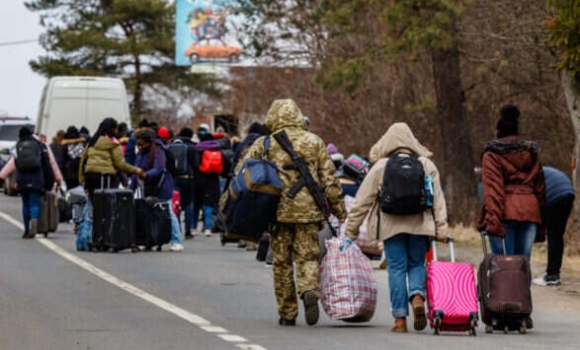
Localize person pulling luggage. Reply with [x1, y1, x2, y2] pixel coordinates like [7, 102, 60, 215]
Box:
[0, 127, 56, 238]
[240, 100, 346, 326]
[132, 129, 184, 252]
[342, 122, 449, 333]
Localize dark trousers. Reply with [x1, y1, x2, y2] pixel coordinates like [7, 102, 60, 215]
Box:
[545, 196, 575, 276]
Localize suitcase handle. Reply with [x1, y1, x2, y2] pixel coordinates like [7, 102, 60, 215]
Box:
[480, 230, 506, 256]
[431, 237, 455, 263]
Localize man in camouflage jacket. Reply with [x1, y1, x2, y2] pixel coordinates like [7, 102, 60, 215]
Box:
[242, 99, 347, 326]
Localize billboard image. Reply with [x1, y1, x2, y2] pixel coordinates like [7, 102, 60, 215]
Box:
[175, 0, 243, 67]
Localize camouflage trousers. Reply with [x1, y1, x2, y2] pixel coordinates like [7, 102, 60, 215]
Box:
[270, 223, 321, 320]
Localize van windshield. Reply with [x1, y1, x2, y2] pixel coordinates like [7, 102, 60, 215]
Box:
[0, 124, 34, 141]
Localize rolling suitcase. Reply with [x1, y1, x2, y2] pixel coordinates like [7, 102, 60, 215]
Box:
[426, 238, 479, 336]
[92, 178, 136, 252]
[38, 190, 59, 236]
[135, 197, 172, 251]
[477, 231, 532, 334]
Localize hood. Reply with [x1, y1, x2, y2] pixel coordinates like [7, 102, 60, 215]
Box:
[175, 136, 194, 145]
[373, 122, 433, 159]
[61, 137, 86, 146]
[264, 99, 306, 133]
[483, 138, 540, 171]
[196, 140, 221, 152]
[93, 136, 119, 151]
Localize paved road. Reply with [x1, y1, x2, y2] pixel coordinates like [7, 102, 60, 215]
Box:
[1, 195, 579, 350]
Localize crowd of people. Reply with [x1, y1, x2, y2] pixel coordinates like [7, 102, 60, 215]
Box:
[0, 99, 575, 331]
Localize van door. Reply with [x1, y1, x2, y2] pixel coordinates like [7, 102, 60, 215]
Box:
[86, 80, 129, 132]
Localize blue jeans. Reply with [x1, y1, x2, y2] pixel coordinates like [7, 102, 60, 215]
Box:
[384, 234, 430, 318]
[490, 221, 537, 259]
[167, 199, 182, 244]
[174, 177, 194, 232]
[192, 204, 213, 231]
[21, 191, 41, 232]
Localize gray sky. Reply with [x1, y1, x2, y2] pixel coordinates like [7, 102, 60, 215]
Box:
[0, 1, 46, 121]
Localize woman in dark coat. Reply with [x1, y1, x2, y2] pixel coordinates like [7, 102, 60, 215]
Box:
[478, 105, 545, 259]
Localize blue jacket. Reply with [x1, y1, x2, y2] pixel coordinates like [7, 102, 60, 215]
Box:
[543, 166, 575, 207]
[16, 136, 53, 193]
[125, 135, 137, 165]
[131, 143, 174, 200]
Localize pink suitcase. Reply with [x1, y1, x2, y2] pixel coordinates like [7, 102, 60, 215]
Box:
[426, 238, 479, 336]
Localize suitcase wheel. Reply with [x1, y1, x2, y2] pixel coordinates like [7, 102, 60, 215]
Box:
[485, 325, 493, 334]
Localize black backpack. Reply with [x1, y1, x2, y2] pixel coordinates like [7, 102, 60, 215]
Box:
[379, 153, 427, 215]
[168, 140, 189, 175]
[15, 139, 42, 172]
[163, 147, 178, 177]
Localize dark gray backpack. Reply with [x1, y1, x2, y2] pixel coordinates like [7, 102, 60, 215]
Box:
[15, 139, 42, 172]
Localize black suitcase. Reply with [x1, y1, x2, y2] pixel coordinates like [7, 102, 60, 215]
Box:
[135, 198, 172, 251]
[256, 233, 270, 261]
[38, 191, 59, 236]
[92, 188, 136, 252]
[477, 231, 532, 334]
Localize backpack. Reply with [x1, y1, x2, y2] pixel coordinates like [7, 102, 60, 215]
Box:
[15, 139, 42, 172]
[379, 153, 428, 215]
[199, 149, 223, 174]
[220, 136, 282, 242]
[168, 140, 189, 175]
[163, 147, 178, 177]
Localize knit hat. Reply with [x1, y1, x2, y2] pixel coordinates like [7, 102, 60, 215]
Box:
[326, 143, 339, 155]
[496, 104, 520, 138]
[157, 126, 171, 140]
[198, 123, 210, 133]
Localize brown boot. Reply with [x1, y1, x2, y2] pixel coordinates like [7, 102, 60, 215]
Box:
[411, 294, 427, 331]
[391, 317, 407, 333]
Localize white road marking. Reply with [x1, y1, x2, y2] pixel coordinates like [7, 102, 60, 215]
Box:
[219, 334, 247, 342]
[0, 211, 268, 349]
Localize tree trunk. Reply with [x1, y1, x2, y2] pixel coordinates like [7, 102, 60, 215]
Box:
[559, 72, 580, 254]
[430, 27, 477, 225]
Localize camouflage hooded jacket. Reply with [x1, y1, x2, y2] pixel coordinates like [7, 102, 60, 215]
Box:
[242, 99, 347, 224]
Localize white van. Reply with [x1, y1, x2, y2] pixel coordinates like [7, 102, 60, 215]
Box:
[36, 76, 131, 138]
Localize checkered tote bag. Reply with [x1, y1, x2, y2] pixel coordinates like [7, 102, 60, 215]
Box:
[320, 237, 377, 322]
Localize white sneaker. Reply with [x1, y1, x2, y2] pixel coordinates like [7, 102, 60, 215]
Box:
[204, 229, 211, 237]
[191, 229, 198, 236]
[169, 243, 184, 252]
[532, 274, 560, 286]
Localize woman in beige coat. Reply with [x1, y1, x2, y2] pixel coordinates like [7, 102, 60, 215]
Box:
[343, 123, 448, 333]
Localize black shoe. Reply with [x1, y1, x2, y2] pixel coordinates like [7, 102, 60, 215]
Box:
[302, 290, 319, 326]
[22, 231, 31, 239]
[185, 233, 194, 240]
[278, 318, 296, 326]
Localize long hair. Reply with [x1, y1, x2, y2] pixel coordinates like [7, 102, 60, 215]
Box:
[88, 118, 119, 148]
[134, 129, 158, 169]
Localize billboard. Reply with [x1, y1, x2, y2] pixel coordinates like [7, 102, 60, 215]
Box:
[175, 0, 243, 67]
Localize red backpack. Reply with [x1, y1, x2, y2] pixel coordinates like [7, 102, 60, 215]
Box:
[199, 149, 223, 174]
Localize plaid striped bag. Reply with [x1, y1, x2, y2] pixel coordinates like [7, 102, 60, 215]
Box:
[320, 237, 378, 322]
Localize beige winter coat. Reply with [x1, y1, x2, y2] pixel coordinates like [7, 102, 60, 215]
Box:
[345, 123, 448, 243]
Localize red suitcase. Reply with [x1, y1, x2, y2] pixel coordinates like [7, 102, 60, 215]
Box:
[426, 238, 479, 336]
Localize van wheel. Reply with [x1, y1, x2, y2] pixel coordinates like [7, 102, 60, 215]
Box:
[190, 54, 199, 64]
[228, 53, 239, 63]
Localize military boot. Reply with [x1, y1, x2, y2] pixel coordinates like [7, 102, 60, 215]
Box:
[302, 290, 319, 326]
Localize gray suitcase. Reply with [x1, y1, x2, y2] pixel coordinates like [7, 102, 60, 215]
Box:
[38, 191, 59, 236]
